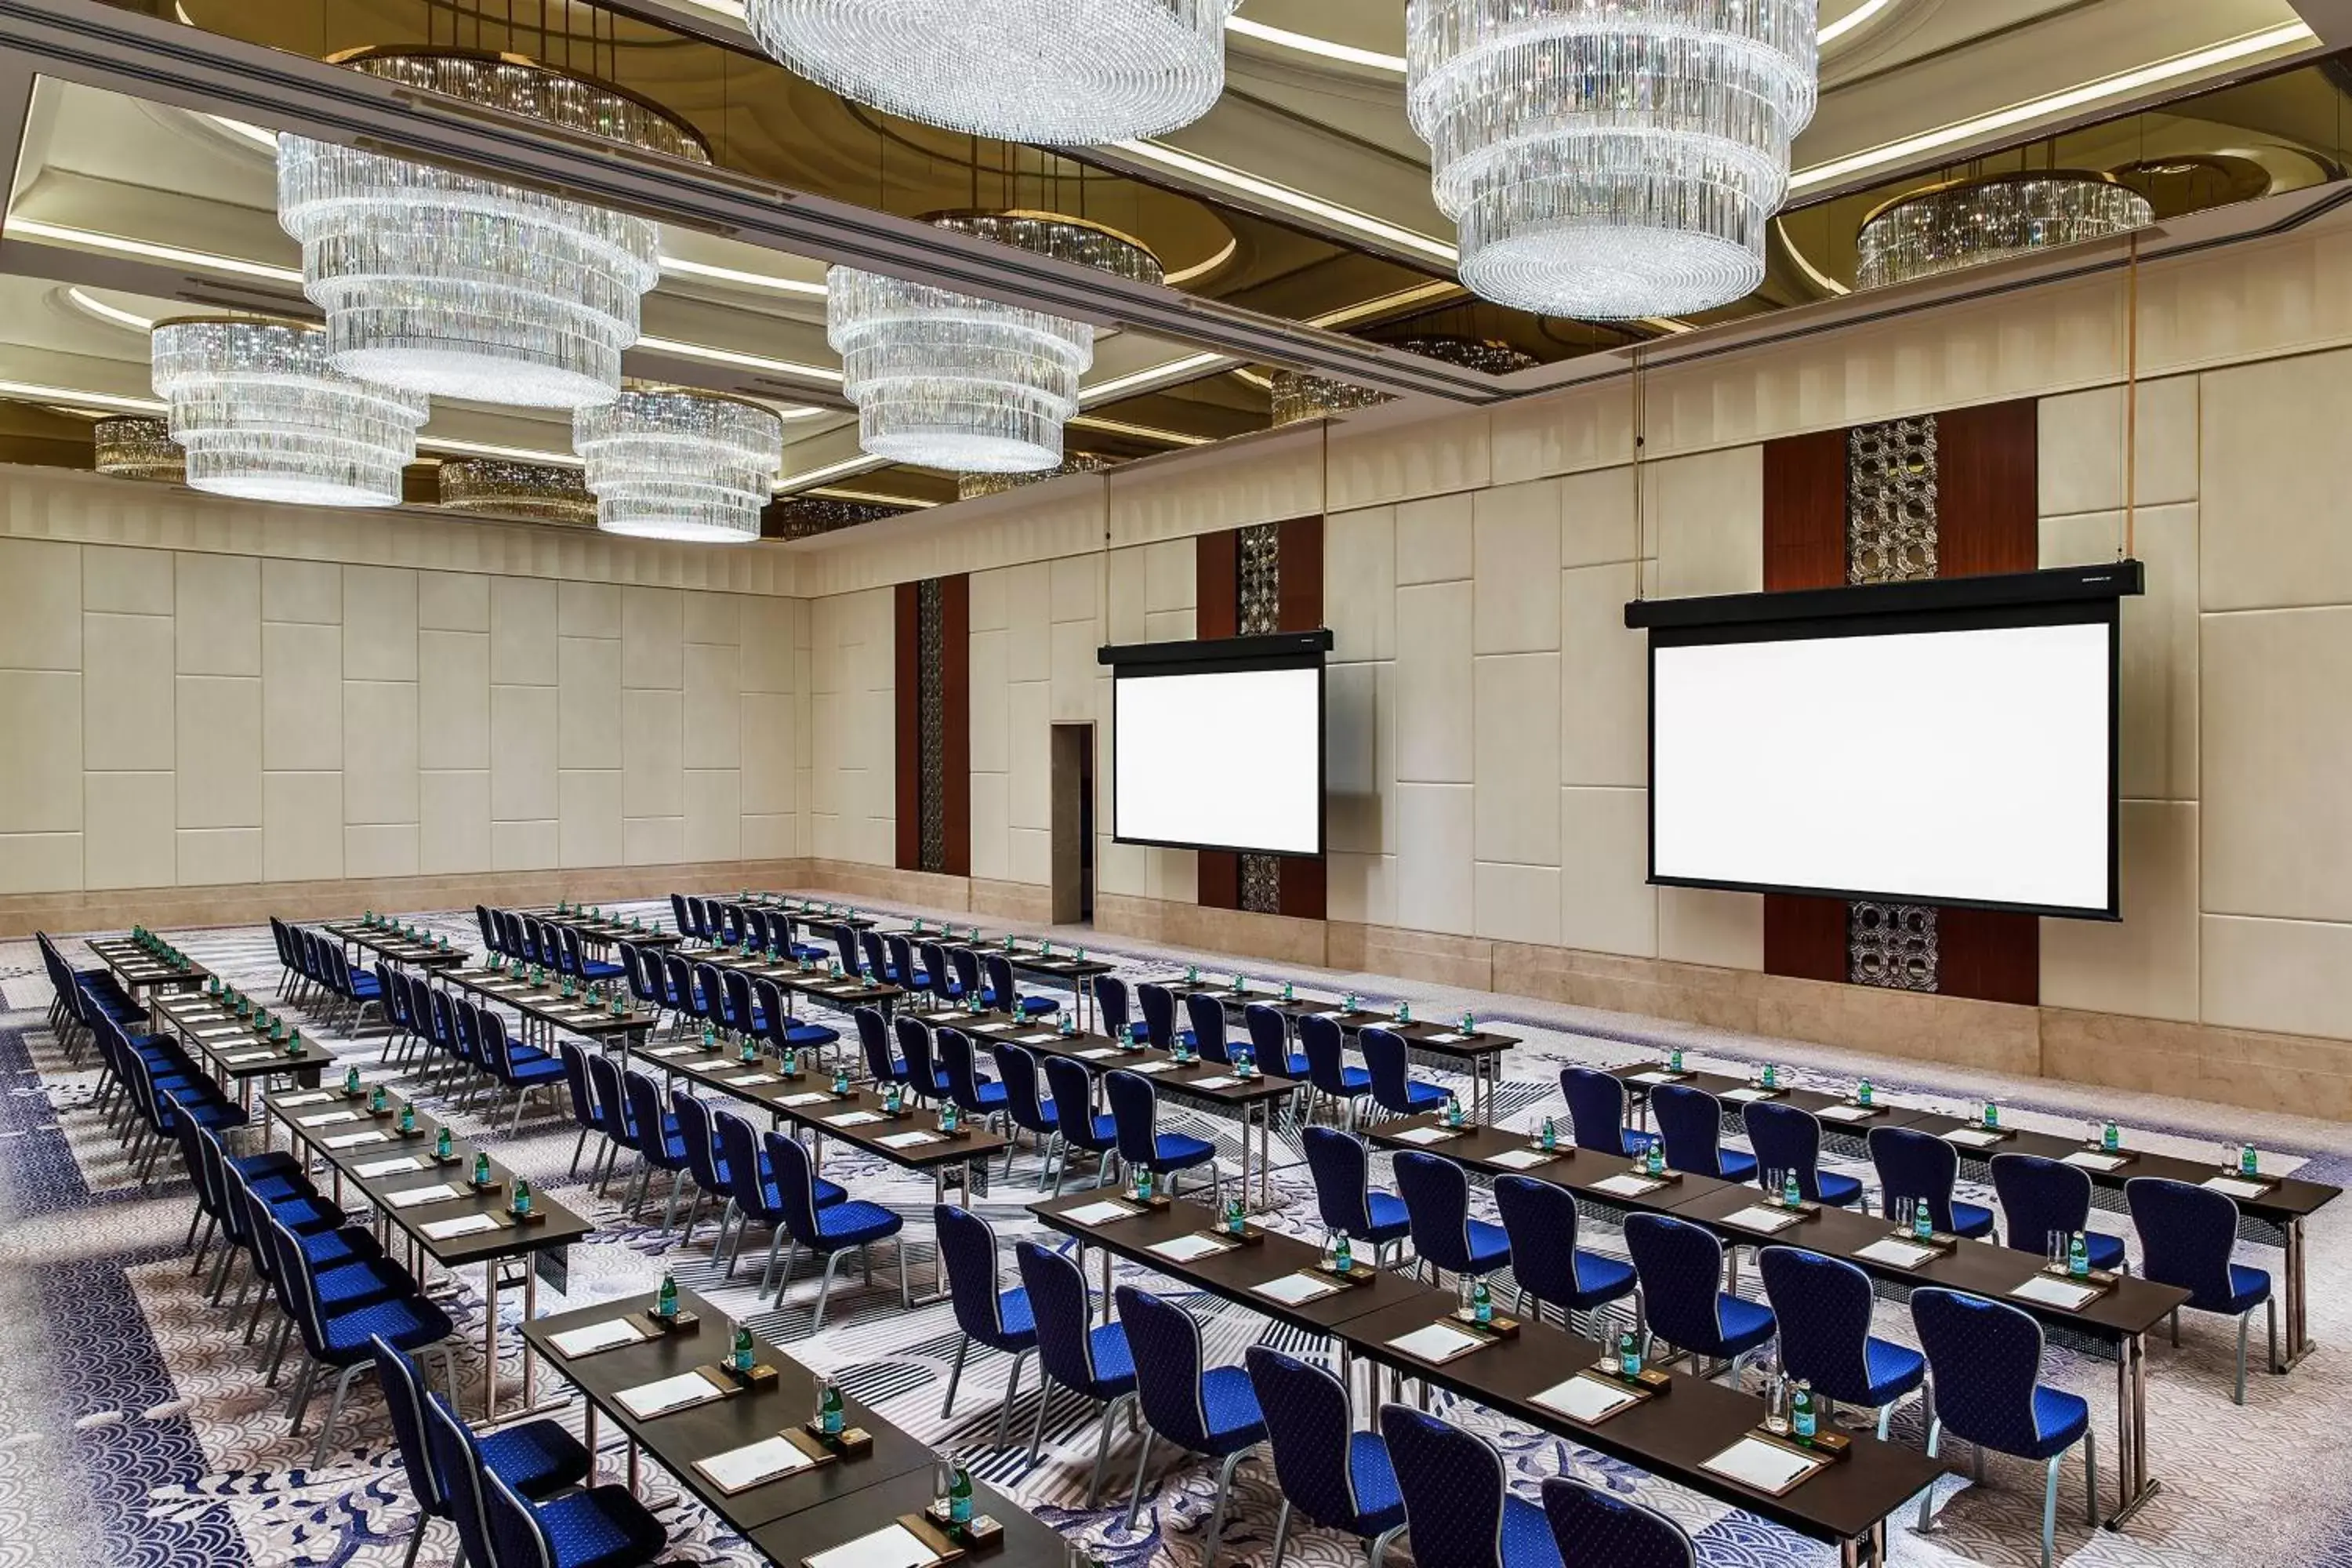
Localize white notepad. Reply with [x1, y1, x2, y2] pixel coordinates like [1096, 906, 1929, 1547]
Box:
[1818, 1104, 1876, 1123]
[805, 1522, 938, 1568]
[1148, 1232, 1233, 1265]
[195, 1027, 248, 1040]
[1386, 1322, 1488, 1364]
[972, 1023, 1014, 1035]
[1189, 1076, 1240, 1091]
[877, 1130, 942, 1149]
[2063, 1150, 2129, 1172]
[781, 1091, 833, 1107]
[1076, 1047, 1119, 1061]
[1531, 1374, 1641, 1425]
[1253, 1272, 1342, 1307]
[1854, 1238, 1938, 1269]
[353, 1156, 425, 1178]
[299, 1109, 361, 1127]
[1128, 1062, 1175, 1075]
[725, 1073, 778, 1087]
[1425, 1032, 1470, 1044]
[1943, 1127, 2004, 1148]
[2010, 1274, 2103, 1312]
[387, 1183, 461, 1210]
[549, 1318, 647, 1358]
[1062, 1200, 1140, 1227]
[647, 1045, 695, 1058]
[615, 1371, 723, 1420]
[1702, 1436, 1821, 1494]
[828, 1111, 884, 1127]
[695, 1435, 813, 1494]
[1489, 1148, 1556, 1171]
[1591, 1173, 1665, 1199]
[422, 1214, 500, 1241]
[325, 1131, 389, 1150]
[222, 1050, 278, 1065]
[2203, 1176, 2270, 1200]
[924, 1011, 965, 1024]
[1722, 1204, 1806, 1234]
[1014, 1033, 1059, 1045]
[277, 1091, 333, 1107]
[1722, 1087, 1774, 1103]
[1312, 1011, 1347, 1020]
[1393, 1125, 1462, 1146]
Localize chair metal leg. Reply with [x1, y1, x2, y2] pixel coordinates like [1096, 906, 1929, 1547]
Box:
[995, 1349, 1027, 1449]
[2269, 1294, 2281, 1374]
[1205, 1449, 1246, 1562]
[811, 1249, 846, 1332]
[1089, 1392, 1132, 1505]
[1027, 1383, 1054, 1465]
[1269, 1500, 1292, 1568]
[2236, 1309, 2251, 1405]
[942, 1336, 969, 1419]
[2082, 1423, 2097, 1528]
[400, 1515, 429, 1568]
[1370, 1525, 1403, 1567]
[2041, 1454, 2061, 1568]
[1122, 1428, 1156, 1528]
[314, 1363, 363, 1468]
[1918, 1417, 1943, 1532]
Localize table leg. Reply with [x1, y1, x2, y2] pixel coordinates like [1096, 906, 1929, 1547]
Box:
[1099, 1241, 1113, 1327]
[1838, 1522, 1889, 1566]
[585, 1405, 599, 1483]
[521, 1259, 539, 1411]
[2282, 1217, 2315, 1368]
[482, 1262, 502, 1422]
[627, 1435, 641, 1494]
[1258, 1101, 1271, 1213]
[2104, 1330, 2159, 1529]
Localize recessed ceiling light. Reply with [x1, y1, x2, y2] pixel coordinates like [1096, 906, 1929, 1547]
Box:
[1225, 16, 1406, 74]
[65, 286, 161, 333]
[636, 333, 844, 384]
[7, 216, 303, 282]
[658, 254, 830, 297]
[1817, 0, 1896, 47]
[0, 379, 166, 414]
[1112, 140, 1460, 265]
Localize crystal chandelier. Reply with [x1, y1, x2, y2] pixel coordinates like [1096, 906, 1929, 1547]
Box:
[745, 0, 1239, 143]
[278, 49, 710, 408]
[93, 416, 185, 482]
[958, 450, 1111, 499]
[771, 495, 913, 539]
[1406, 0, 1820, 318]
[573, 387, 782, 544]
[1270, 336, 1537, 427]
[830, 212, 1160, 472]
[149, 318, 429, 507]
[437, 457, 596, 525]
[1856, 171, 2154, 290]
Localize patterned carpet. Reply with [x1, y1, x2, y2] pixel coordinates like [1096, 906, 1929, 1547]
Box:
[4, 898, 2350, 1568]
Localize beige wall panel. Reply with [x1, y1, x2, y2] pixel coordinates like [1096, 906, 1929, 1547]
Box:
[1327, 409, 1490, 511]
[1109, 432, 1323, 541]
[0, 832, 79, 894]
[558, 636, 623, 769]
[490, 817, 559, 871]
[1008, 826, 1051, 887]
[1098, 835, 1147, 898]
[683, 768, 742, 861]
[1474, 481, 1563, 655]
[418, 570, 489, 633]
[174, 673, 259, 829]
[1143, 539, 1196, 613]
[1559, 786, 1657, 957]
[1150, 847, 1197, 905]
[2201, 607, 2352, 921]
[83, 545, 172, 615]
[2042, 800, 2199, 1022]
[1008, 565, 1052, 682]
[1394, 582, 1472, 784]
[1050, 554, 1100, 623]
[1657, 886, 1763, 971]
[1326, 661, 1386, 856]
[1652, 447, 1764, 598]
[1008, 681, 1051, 831]
[417, 630, 491, 771]
[1488, 383, 1632, 488]
[743, 814, 793, 858]
[82, 612, 173, 771]
[263, 558, 340, 624]
[176, 826, 260, 886]
[969, 629, 1011, 775]
[1325, 506, 1396, 662]
[489, 684, 558, 822]
[346, 822, 419, 879]
[1145, 608, 1194, 641]
[1327, 850, 1397, 927]
[343, 566, 419, 682]
[969, 566, 1010, 634]
[2041, 505, 2198, 800]
[82, 772, 173, 891]
[175, 551, 258, 677]
[420, 770, 492, 873]
[1561, 466, 1645, 568]
[263, 770, 343, 882]
[1559, 562, 1650, 789]
[1107, 548, 1149, 644]
[2201, 912, 2352, 1040]
[1396, 492, 1474, 586]
[2038, 376, 2198, 517]
[622, 586, 684, 688]
[1050, 622, 1097, 720]
[621, 685, 684, 818]
[970, 769, 1011, 882]
[0, 540, 79, 674]
[343, 679, 418, 825]
[560, 582, 622, 639]
[683, 641, 742, 769]
[1476, 860, 1561, 946]
[490, 576, 559, 686]
[1472, 652, 1560, 865]
[2201, 349, 2352, 611]
[740, 693, 796, 815]
[1395, 782, 1475, 937]
[263, 620, 343, 772]
[561, 769, 626, 866]
[741, 596, 794, 693]
[685, 590, 741, 645]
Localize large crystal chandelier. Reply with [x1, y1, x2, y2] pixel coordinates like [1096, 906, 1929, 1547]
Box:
[1406, 0, 1820, 318]
[149, 318, 429, 507]
[437, 457, 596, 525]
[745, 0, 1240, 143]
[1856, 171, 2153, 291]
[574, 387, 782, 544]
[93, 416, 185, 483]
[829, 212, 1160, 472]
[277, 49, 710, 408]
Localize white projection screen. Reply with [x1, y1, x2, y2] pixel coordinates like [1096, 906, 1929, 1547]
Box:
[1649, 604, 2120, 917]
[1113, 662, 1323, 855]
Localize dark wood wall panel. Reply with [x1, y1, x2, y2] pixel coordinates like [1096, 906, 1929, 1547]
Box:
[1762, 430, 1849, 592]
[892, 581, 921, 873]
[940, 575, 971, 878]
[1764, 895, 1849, 983]
[1936, 908, 2042, 1006]
[1936, 400, 2039, 578]
[1195, 529, 1242, 908]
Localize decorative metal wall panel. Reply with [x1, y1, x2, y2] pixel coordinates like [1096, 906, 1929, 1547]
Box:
[1849, 902, 1938, 991]
[1847, 416, 1938, 584]
[915, 576, 947, 874]
[1240, 854, 1282, 914]
[1238, 521, 1284, 913]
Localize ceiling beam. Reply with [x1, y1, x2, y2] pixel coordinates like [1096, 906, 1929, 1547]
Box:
[2291, 0, 2352, 44]
[0, 0, 1506, 405]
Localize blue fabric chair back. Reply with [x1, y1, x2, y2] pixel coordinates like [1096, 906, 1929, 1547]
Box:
[1185, 992, 1232, 1062]
[1381, 1406, 1516, 1568]
[1117, 1283, 1225, 1450]
[619, 942, 658, 1007]
[1360, 1027, 1420, 1116]
[752, 977, 792, 1049]
[670, 1088, 725, 1192]
[1105, 1069, 1166, 1167]
[622, 1069, 686, 1172]
[475, 906, 499, 954]
[1991, 1153, 2096, 1258]
[2125, 1177, 2245, 1309]
[1650, 1083, 1732, 1176]
[900, 1018, 943, 1097]
[982, 953, 1019, 1010]
[857, 1007, 903, 1083]
[862, 930, 893, 981]
[1540, 1476, 1693, 1568]
[937, 1203, 1018, 1345]
[1757, 1246, 1879, 1406]
[1246, 1345, 1369, 1531]
[1301, 1014, 1358, 1099]
[949, 946, 983, 1001]
[1396, 1150, 1484, 1275]
[1559, 1067, 1639, 1156]
[1043, 1055, 1114, 1151]
[886, 933, 922, 988]
[693, 962, 731, 1028]
[938, 1028, 994, 1116]
[586, 1051, 635, 1148]
[921, 942, 959, 1000]
[372, 1336, 449, 1519]
[1302, 1126, 1377, 1235]
[450, 1000, 485, 1073]
[1138, 983, 1180, 1049]
[670, 893, 694, 938]
[1493, 1175, 1595, 1308]
[421, 1376, 497, 1566]
[994, 1044, 1054, 1138]
[832, 924, 861, 975]
[661, 952, 698, 1018]
[376, 960, 409, 1029]
[426, 986, 459, 1057]
[765, 1129, 829, 1245]
[1094, 975, 1131, 1040]
[1868, 1125, 1965, 1231]
[1016, 1239, 1113, 1392]
[1744, 1101, 1830, 1197]
[557, 1041, 598, 1136]
[1243, 1004, 1290, 1065]
[713, 1108, 771, 1220]
[1911, 1287, 2056, 1454]
[484, 1465, 560, 1568]
[722, 967, 759, 1034]
[1623, 1213, 1734, 1354]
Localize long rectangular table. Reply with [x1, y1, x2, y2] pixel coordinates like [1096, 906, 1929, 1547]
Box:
[322, 921, 470, 971]
[1032, 1191, 1944, 1566]
[86, 935, 212, 1000]
[529, 908, 685, 952]
[147, 989, 338, 1108]
[441, 966, 660, 1053]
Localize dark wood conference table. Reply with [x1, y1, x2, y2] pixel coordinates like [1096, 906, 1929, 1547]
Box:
[1031, 1191, 1943, 1566]
[529, 907, 686, 952]
[87, 935, 213, 1000]
[147, 988, 338, 1108]
[321, 920, 470, 971]
[441, 965, 661, 1053]
[261, 1083, 593, 1421]
[524, 1287, 1064, 1567]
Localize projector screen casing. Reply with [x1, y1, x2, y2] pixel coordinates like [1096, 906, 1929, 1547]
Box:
[1645, 594, 2123, 920]
[1107, 641, 1327, 858]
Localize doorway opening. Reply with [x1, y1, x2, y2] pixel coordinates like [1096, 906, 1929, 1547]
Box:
[1051, 723, 1094, 926]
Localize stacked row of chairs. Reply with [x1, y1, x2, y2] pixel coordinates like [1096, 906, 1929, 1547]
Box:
[35, 930, 143, 1065]
[612, 946, 844, 1059]
[269, 919, 385, 1031]
[670, 893, 829, 964]
[89, 1004, 246, 1185]
[372, 971, 567, 1131]
[474, 905, 625, 989]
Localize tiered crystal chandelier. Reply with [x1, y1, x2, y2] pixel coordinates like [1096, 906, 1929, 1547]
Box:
[829, 212, 1160, 472]
[149, 318, 429, 507]
[92, 416, 184, 482]
[277, 49, 710, 408]
[1856, 171, 2153, 290]
[745, 0, 1240, 143]
[436, 457, 596, 525]
[1407, 0, 1820, 318]
[573, 387, 782, 544]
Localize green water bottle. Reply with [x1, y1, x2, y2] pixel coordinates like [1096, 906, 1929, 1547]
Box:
[510, 1178, 532, 1217]
[945, 1454, 974, 1526]
[739, 1035, 759, 1064]
[1983, 1100, 2001, 1129]
[655, 1270, 679, 1320]
[1761, 1062, 1777, 1091]
[1333, 1232, 1352, 1273]
[1857, 1076, 1874, 1107]
[1912, 1198, 1935, 1240]
[833, 1065, 851, 1097]
[1444, 1093, 1464, 1128]
[1396, 1000, 1411, 1025]
[702, 1025, 719, 1052]
[1617, 1329, 1642, 1379]
[283, 1027, 302, 1058]
[2103, 1120, 2122, 1152]
[1540, 1116, 1557, 1153]
[731, 1323, 756, 1374]
[2067, 1231, 2089, 1279]
[368, 1084, 387, 1114]
[1781, 1168, 1802, 1208]
[818, 1378, 844, 1436]
[940, 1102, 960, 1134]
[473, 1150, 492, 1189]
[435, 1126, 454, 1162]
[1644, 1140, 1664, 1178]
[397, 1102, 416, 1136]
[1225, 1196, 1247, 1236]
[1134, 1167, 1155, 1203]
[1471, 1276, 1493, 1324]
[343, 1064, 362, 1096]
[884, 1081, 903, 1115]
[1792, 1379, 1817, 1444]
[2240, 1142, 2259, 1177]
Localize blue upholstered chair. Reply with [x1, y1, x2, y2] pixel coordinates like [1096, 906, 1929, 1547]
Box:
[948, 946, 985, 1006]
[860, 929, 895, 984]
[260, 1211, 457, 1467]
[376, 1335, 586, 1568]
[993, 1043, 1059, 1178]
[480, 1008, 566, 1132]
[1094, 975, 1132, 1043]
[1042, 1054, 1120, 1194]
[1014, 1239, 1138, 1504]
[1869, 1125, 1995, 1238]
[1380, 1405, 1562, 1568]
[556, 923, 624, 984]
[1245, 1003, 1308, 1079]
[831, 924, 862, 977]
[1991, 1153, 2127, 1275]
[426, 1387, 664, 1568]
[920, 941, 964, 1004]
[1744, 1101, 1862, 1206]
[897, 1016, 954, 1102]
[2125, 1176, 2277, 1403]
[1559, 1066, 1653, 1159]
[937, 1027, 1008, 1127]
[1757, 1246, 1926, 1438]
[619, 1068, 694, 1229]
[935, 1204, 1037, 1446]
[766, 1131, 906, 1327]
[1650, 1083, 1757, 1181]
[555, 1041, 604, 1180]
[1538, 1477, 1693, 1568]
[1106, 1069, 1218, 1196]
[1116, 1283, 1268, 1550]
[1301, 1126, 1411, 1264]
[1244, 1346, 1405, 1568]
[1493, 1174, 1637, 1330]
[754, 975, 839, 1059]
[887, 933, 931, 993]
[1137, 983, 1193, 1053]
[1911, 1287, 2096, 1568]
[1301, 1013, 1374, 1126]
[984, 953, 1058, 1019]
[1185, 991, 1235, 1063]
[1362, 1027, 1446, 1120]
[713, 1105, 844, 1287]
[1394, 1150, 1509, 1284]
[856, 1005, 908, 1087]
[666, 1088, 731, 1247]
[1622, 1213, 1774, 1379]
